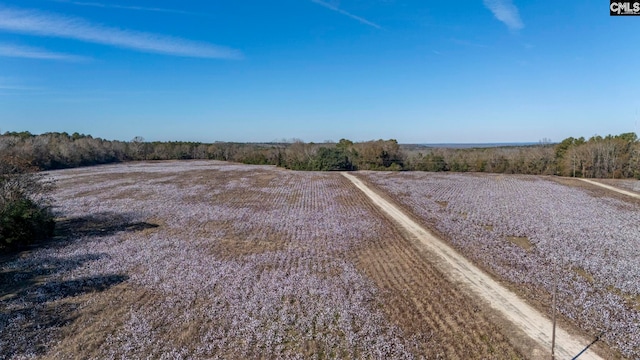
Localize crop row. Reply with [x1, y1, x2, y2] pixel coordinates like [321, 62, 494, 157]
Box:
[3, 162, 415, 359]
[360, 171, 640, 358]
[593, 178, 640, 193]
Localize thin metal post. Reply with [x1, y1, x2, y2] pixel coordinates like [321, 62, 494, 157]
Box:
[551, 272, 557, 359]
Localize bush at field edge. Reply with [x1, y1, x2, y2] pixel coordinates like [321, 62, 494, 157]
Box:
[0, 197, 55, 251]
[0, 157, 55, 253]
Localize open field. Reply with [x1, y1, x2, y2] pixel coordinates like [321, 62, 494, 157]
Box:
[344, 173, 601, 359]
[1, 161, 529, 359]
[579, 179, 640, 199]
[592, 179, 640, 194]
[358, 171, 640, 359]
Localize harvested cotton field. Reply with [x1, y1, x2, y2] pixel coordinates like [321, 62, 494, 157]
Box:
[358, 171, 640, 359]
[0, 161, 527, 359]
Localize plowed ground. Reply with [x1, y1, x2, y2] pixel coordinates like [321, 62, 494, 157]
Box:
[353, 217, 543, 358]
[2, 162, 537, 358]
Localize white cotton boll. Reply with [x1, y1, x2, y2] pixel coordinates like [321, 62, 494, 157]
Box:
[362, 171, 640, 358]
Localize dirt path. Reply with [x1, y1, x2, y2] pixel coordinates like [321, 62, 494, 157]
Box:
[577, 178, 640, 199]
[342, 172, 603, 360]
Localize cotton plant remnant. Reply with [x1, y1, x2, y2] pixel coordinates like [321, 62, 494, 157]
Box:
[361, 171, 640, 358]
[2, 162, 412, 359]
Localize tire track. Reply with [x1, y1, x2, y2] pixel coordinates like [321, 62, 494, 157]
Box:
[357, 223, 523, 358]
[577, 178, 640, 199]
[351, 194, 527, 357]
[343, 172, 603, 360]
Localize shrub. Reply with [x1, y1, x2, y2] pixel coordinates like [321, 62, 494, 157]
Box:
[0, 157, 55, 251]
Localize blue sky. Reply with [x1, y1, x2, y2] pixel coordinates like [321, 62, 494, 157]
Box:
[0, 1, 638, 143]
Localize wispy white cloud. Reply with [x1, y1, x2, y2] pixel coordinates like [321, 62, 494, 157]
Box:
[52, 0, 198, 16]
[0, 6, 242, 59]
[0, 84, 40, 90]
[49, 96, 110, 103]
[0, 77, 39, 91]
[0, 78, 44, 97]
[482, 0, 523, 31]
[311, 0, 381, 29]
[0, 43, 89, 61]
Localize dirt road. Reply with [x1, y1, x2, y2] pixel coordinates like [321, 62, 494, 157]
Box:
[342, 172, 603, 360]
[577, 178, 640, 200]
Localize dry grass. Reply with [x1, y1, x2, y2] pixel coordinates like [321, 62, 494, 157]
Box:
[549, 177, 640, 208]
[507, 236, 533, 252]
[2, 161, 526, 359]
[354, 219, 537, 359]
[359, 171, 639, 359]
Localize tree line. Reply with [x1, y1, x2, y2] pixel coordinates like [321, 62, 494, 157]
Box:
[1, 131, 639, 178]
[0, 132, 404, 172]
[1, 130, 637, 251]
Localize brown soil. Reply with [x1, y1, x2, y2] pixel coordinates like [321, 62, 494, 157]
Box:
[550, 177, 640, 207]
[20, 164, 615, 359]
[333, 176, 534, 358]
[507, 236, 533, 252]
[344, 172, 606, 360]
[354, 219, 537, 359]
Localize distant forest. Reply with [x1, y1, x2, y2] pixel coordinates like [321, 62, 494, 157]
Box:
[1, 131, 639, 178]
